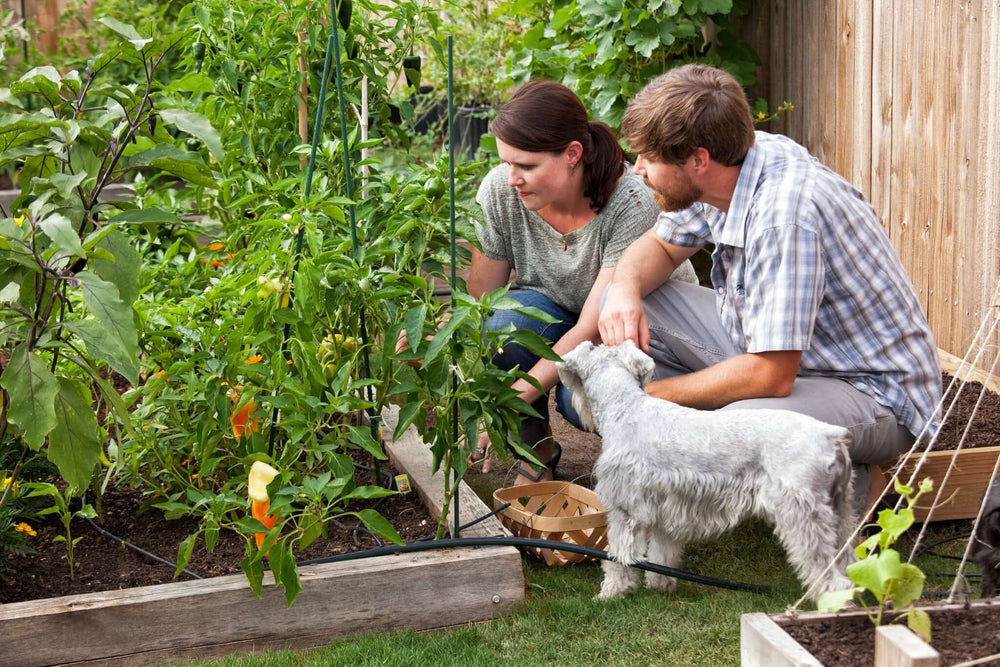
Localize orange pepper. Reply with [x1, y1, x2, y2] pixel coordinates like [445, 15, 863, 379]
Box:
[231, 400, 259, 439]
[251, 499, 277, 549]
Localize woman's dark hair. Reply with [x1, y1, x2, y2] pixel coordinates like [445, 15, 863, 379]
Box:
[490, 80, 625, 211]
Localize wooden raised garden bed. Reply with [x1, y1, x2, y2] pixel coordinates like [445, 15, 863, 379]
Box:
[0, 407, 523, 666]
[741, 599, 1000, 667]
[893, 349, 1000, 521]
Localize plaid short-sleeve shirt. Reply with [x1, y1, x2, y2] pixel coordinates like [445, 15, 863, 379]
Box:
[653, 132, 941, 436]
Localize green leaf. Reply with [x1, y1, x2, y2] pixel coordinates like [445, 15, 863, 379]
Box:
[0, 344, 58, 450]
[906, 607, 932, 643]
[268, 541, 302, 607]
[240, 543, 265, 599]
[97, 17, 152, 50]
[74, 271, 139, 368]
[158, 109, 225, 161]
[888, 562, 926, 608]
[877, 507, 914, 542]
[847, 550, 903, 601]
[149, 156, 216, 189]
[393, 401, 422, 441]
[11, 67, 61, 104]
[106, 208, 183, 225]
[403, 303, 426, 353]
[423, 307, 470, 365]
[351, 508, 404, 546]
[175, 533, 198, 578]
[89, 229, 141, 305]
[504, 329, 562, 362]
[39, 214, 85, 258]
[66, 319, 139, 387]
[816, 587, 861, 612]
[47, 377, 102, 491]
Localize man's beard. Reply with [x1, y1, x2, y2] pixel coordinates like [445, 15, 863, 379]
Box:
[652, 183, 701, 212]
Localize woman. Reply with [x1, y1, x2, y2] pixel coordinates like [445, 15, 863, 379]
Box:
[470, 80, 696, 483]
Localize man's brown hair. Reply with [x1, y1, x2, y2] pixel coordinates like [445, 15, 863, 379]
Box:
[621, 64, 755, 166]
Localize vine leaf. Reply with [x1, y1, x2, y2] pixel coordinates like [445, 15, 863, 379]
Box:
[47, 377, 102, 491]
[0, 343, 59, 450]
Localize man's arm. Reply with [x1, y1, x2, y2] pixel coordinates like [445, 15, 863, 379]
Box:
[645, 350, 802, 409]
[599, 229, 698, 350]
[511, 266, 615, 405]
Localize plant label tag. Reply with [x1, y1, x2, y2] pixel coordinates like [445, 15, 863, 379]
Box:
[395, 474, 412, 494]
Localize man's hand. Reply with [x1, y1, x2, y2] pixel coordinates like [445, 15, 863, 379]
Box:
[598, 281, 650, 351]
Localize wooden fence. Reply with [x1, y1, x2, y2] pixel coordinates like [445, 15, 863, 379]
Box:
[741, 0, 1000, 372]
[4, 0, 94, 54]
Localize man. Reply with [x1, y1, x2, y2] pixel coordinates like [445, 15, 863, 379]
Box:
[599, 64, 941, 514]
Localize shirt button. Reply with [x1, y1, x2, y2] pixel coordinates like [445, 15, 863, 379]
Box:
[718, 287, 726, 295]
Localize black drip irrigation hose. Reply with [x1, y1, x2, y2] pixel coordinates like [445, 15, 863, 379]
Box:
[299, 536, 774, 593]
[78, 493, 774, 593]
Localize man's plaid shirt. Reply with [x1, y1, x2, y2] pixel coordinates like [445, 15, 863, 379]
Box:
[654, 132, 941, 436]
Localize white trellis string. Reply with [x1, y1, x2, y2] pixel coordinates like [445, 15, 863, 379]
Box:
[791, 280, 1000, 612]
[909, 346, 1000, 565]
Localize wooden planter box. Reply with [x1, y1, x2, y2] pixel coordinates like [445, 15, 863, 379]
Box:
[742, 600, 999, 667]
[892, 349, 1000, 521]
[0, 407, 523, 666]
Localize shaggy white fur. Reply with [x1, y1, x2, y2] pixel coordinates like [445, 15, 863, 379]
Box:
[556, 341, 856, 601]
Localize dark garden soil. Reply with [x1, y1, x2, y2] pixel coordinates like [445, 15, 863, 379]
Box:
[0, 459, 436, 604]
[782, 603, 1000, 666]
[935, 372, 1000, 450]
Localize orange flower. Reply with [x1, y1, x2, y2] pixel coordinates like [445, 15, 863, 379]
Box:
[207, 242, 225, 251]
[226, 253, 236, 260]
[244, 354, 263, 365]
[210, 260, 226, 268]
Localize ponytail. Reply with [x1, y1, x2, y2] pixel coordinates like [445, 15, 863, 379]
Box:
[582, 121, 625, 211]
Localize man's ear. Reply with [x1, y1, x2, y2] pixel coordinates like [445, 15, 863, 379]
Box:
[691, 147, 712, 172]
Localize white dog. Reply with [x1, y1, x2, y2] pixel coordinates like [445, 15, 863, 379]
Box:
[556, 341, 855, 601]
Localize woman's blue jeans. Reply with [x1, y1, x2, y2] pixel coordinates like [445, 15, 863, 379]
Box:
[485, 289, 585, 450]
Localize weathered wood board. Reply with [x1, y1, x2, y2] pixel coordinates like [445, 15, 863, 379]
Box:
[0, 546, 523, 667]
[0, 409, 525, 666]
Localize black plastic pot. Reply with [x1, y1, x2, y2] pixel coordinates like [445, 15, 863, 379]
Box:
[453, 105, 492, 159]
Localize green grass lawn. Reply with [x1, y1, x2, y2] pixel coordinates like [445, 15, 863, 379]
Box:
[188, 489, 980, 667]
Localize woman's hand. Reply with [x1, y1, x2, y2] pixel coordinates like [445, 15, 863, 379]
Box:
[468, 430, 493, 474]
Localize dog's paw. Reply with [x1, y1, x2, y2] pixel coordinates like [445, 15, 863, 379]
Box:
[596, 579, 637, 600]
[645, 572, 677, 594]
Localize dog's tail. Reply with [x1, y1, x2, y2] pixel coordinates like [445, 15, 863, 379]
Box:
[830, 433, 855, 547]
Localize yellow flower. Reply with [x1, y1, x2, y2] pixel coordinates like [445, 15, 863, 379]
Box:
[14, 215, 25, 227]
[14, 522, 36, 537]
[245, 354, 263, 365]
[1, 477, 16, 493]
[757, 111, 766, 120]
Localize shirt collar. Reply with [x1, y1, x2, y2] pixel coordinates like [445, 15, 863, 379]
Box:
[715, 132, 765, 249]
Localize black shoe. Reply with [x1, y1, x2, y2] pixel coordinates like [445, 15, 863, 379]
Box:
[515, 442, 562, 482]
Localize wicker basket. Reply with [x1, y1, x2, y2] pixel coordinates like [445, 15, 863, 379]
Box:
[493, 481, 608, 567]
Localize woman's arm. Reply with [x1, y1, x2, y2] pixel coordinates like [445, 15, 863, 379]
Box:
[467, 248, 512, 299]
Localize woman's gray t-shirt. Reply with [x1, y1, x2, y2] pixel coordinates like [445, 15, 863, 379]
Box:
[475, 164, 680, 314]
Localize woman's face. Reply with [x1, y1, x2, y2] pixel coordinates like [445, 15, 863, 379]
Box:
[496, 138, 580, 212]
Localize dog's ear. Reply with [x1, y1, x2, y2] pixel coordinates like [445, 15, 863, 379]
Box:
[556, 341, 593, 392]
[619, 340, 655, 386]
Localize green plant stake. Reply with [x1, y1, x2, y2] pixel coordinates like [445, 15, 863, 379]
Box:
[818, 477, 935, 642]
